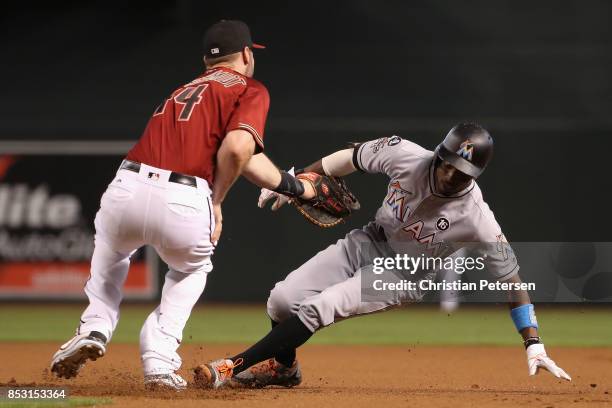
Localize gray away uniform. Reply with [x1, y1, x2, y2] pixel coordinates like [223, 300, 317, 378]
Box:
[267, 136, 519, 332]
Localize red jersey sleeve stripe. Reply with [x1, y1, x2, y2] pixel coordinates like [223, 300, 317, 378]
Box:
[236, 122, 264, 149]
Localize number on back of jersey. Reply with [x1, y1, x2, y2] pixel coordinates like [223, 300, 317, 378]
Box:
[153, 84, 209, 121]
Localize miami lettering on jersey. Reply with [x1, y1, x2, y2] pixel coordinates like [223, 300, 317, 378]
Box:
[402, 220, 445, 257]
[385, 181, 411, 222]
[383, 180, 446, 256]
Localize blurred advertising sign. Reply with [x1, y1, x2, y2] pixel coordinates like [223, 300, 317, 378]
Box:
[0, 146, 156, 300]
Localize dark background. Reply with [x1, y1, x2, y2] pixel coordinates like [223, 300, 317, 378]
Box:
[2, 1, 611, 300]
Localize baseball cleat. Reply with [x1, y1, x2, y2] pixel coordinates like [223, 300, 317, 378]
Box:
[50, 331, 107, 379]
[232, 359, 302, 388]
[144, 373, 188, 391]
[193, 358, 242, 389]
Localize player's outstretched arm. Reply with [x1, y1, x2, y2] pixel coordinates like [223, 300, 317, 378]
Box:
[242, 153, 315, 207]
[255, 148, 358, 211]
[242, 153, 282, 189]
[302, 148, 357, 177]
[504, 274, 571, 381]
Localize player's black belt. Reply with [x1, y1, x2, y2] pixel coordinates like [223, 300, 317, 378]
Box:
[119, 160, 198, 188]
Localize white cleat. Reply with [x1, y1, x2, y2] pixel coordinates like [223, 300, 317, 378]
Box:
[144, 373, 188, 391]
[50, 331, 107, 379]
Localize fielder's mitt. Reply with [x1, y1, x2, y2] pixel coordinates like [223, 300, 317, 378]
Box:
[291, 172, 360, 228]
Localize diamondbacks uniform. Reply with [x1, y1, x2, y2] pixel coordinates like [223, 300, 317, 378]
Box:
[128, 67, 269, 184]
[267, 136, 517, 332]
[79, 67, 269, 375]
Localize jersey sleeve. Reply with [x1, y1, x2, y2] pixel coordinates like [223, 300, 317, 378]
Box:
[352, 136, 422, 179]
[470, 205, 520, 281]
[226, 82, 270, 153]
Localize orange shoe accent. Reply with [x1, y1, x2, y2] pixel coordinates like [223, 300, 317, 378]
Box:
[218, 358, 243, 381]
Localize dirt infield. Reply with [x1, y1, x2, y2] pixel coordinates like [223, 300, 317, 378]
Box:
[0, 343, 610, 407]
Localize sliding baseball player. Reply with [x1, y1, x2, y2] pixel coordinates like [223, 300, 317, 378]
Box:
[194, 123, 571, 388]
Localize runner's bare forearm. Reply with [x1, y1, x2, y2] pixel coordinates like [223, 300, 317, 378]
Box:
[303, 159, 324, 174]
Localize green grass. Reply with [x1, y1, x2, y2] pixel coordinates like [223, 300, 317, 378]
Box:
[0, 304, 610, 347]
[0, 397, 112, 408]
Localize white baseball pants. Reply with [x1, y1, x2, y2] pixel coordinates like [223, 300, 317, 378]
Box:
[77, 162, 215, 375]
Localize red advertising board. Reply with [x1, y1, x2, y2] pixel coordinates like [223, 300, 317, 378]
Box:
[0, 149, 156, 300]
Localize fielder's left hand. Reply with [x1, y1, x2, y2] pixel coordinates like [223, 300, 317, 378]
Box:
[526, 343, 571, 381]
[258, 167, 295, 211]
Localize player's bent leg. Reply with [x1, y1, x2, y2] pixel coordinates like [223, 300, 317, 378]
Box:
[266, 284, 297, 324]
[195, 315, 312, 389]
[50, 241, 134, 378]
[196, 225, 387, 389]
[230, 227, 383, 388]
[74, 174, 146, 342]
[258, 233, 360, 382]
[79, 237, 135, 340]
[140, 183, 214, 390]
[51, 176, 146, 379]
[231, 271, 398, 387]
[266, 227, 371, 324]
[140, 267, 209, 391]
[298, 269, 402, 332]
[230, 272, 398, 388]
[267, 319, 296, 369]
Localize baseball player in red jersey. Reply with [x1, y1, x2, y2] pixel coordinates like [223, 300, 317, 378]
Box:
[50, 20, 315, 390]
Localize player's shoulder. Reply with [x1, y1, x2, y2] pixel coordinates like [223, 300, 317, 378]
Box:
[389, 136, 434, 169]
[244, 77, 270, 98]
[396, 137, 432, 159]
[245, 76, 267, 90]
[362, 135, 432, 158]
[186, 68, 261, 91]
[355, 135, 433, 174]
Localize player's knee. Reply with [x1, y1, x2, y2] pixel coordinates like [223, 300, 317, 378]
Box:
[297, 298, 333, 332]
[297, 303, 324, 332]
[266, 282, 294, 322]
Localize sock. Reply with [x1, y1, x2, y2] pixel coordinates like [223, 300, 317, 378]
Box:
[270, 319, 297, 367]
[231, 315, 312, 375]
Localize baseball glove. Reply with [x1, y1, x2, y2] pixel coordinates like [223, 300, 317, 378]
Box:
[291, 172, 360, 228]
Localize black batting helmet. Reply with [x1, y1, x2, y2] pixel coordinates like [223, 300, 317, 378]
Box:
[434, 123, 494, 178]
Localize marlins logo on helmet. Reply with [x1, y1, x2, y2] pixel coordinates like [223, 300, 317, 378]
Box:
[456, 140, 474, 161]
